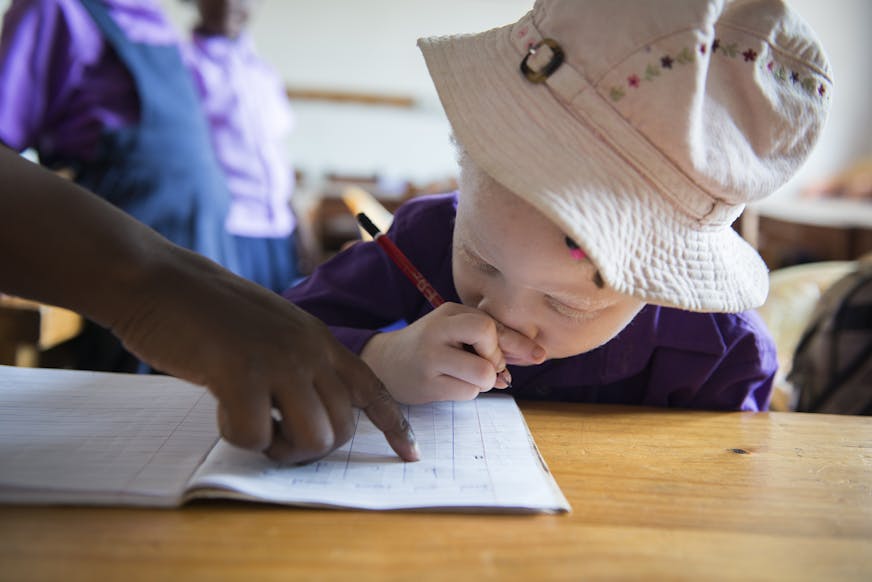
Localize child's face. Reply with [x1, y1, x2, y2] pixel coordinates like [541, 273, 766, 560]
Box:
[196, 0, 254, 39]
[452, 165, 644, 364]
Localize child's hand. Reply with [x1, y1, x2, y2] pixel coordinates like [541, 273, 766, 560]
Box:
[360, 302, 541, 404]
[496, 320, 548, 366]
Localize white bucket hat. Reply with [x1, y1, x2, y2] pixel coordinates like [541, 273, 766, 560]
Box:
[418, 0, 832, 312]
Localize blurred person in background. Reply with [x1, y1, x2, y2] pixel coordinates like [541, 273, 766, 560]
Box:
[185, 0, 302, 293]
[0, 0, 237, 371]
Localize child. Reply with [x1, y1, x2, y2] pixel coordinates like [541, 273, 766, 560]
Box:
[284, 0, 832, 411]
[0, 0, 237, 371]
[185, 0, 301, 292]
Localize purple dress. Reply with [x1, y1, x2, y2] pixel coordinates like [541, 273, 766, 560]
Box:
[284, 193, 777, 411]
[183, 31, 299, 292]
[0, 0, 236, 270]
[0, 0, 237, 372]
[0, 0, 177, 159]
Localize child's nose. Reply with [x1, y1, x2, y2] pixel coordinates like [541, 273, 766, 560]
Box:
[477, 295, 538, 342]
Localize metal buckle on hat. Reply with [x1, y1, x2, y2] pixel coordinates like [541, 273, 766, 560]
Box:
[520, 38, 564, 83]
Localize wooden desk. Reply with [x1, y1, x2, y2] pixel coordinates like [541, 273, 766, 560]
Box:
[1, 402, 870, 581]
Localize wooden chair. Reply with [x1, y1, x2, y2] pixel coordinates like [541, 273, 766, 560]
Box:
[0, 296, 84, 367]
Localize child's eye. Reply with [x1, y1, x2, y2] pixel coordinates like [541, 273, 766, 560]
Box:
[476, 260, 499, 275]
[546, 296, 597, 321]
[459, 247, 499, 275]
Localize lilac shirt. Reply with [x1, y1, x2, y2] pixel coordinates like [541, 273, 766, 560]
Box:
[184, 32, 295, 238]
[284, 193, 777, 411]
[0, 0, 178, 159]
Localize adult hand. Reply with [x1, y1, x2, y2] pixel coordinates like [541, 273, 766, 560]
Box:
[110, 246, 420, 464]
[0, 145, 418, 464]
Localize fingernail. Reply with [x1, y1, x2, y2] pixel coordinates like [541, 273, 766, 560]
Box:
[405, 421, 421, 461]
[410, 440, 422, 462]
[408, 424, 421, 461]
[532, 346, 546, 361]
[498, 368, 512, 387]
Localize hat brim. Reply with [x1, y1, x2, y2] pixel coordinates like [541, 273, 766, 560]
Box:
[419, 25, 770, 313]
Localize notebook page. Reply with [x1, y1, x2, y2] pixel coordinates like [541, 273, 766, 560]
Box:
[188, 393, 570, 513]
[0, 366, 218, 506]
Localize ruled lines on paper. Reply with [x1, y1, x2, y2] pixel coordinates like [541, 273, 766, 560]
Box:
[0, 366, 567, 512]
[188, 394, 569, 512]
[0, 366, 219, 503]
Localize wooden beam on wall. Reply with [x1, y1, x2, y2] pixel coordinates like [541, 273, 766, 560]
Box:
[285, 87, 416, 109]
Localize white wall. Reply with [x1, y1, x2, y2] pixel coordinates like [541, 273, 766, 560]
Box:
[163, 0, 533, 189]
[3, 0, 869, 196]
[771, 0, 872, 198]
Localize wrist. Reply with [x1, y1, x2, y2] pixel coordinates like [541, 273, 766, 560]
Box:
[94, 239, 218, 334]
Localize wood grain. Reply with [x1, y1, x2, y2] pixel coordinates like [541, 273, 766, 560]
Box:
[1, 402, 870, 581]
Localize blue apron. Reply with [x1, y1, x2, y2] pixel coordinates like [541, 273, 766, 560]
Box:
[69, 0, 238, 272]
[60, 0, 237, 372]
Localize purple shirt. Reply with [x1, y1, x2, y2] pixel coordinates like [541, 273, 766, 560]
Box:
[184, 32, 295, 238]
[0, 0, 179, 159]
[284, 193, 777, 411]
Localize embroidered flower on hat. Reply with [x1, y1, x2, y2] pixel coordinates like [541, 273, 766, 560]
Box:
[608, 37, 830, 103]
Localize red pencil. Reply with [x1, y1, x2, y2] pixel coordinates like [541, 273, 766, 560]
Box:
[355, 212, 511, 387]
[356, 212, 446, 308]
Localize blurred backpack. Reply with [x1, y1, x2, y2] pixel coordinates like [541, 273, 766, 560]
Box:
[788, 255, 872, 414]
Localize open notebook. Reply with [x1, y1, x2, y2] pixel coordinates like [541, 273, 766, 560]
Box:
[0, 366, 569, 513]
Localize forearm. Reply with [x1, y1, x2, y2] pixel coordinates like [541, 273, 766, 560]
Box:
[0, 149, 420, 464]
[0, 146, 193, 329]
